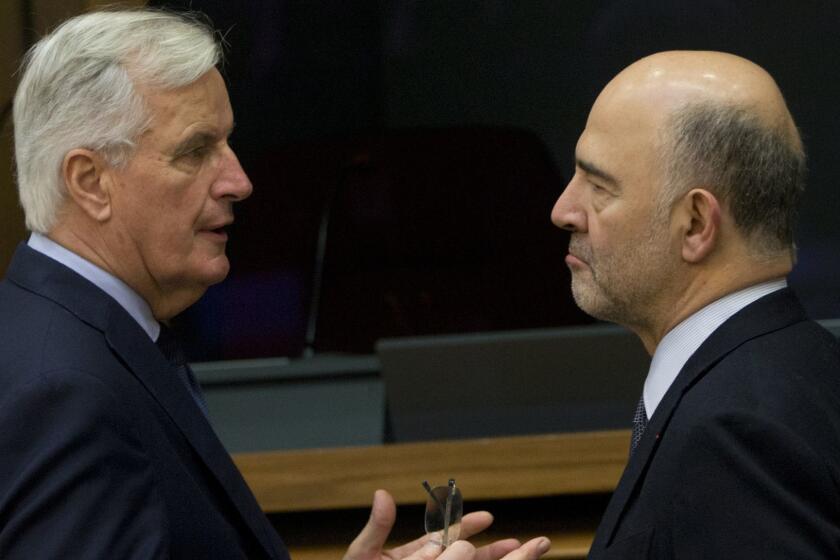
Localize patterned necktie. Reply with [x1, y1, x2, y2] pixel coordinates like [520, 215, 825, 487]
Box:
[630, 395, 648, 457]
[156, 325, 210, 417]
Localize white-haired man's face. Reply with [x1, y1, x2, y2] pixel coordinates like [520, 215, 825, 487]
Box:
[104, 68, 252, 315]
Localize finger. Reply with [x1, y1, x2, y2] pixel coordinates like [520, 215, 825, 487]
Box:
[389, 509, 495, 559]
[472, 539, 521, 560]
[385, 534, 434, 560]
[436, 540, 477, 560]
[400, 540, 476, 560]
[385, 509, 498, 559]
[384, 531, 435, 560]
[397, 540, 445, 560]
[458, 511, 494, 540]
[499, 537, 552, 560]
[343, 489, 397, 560]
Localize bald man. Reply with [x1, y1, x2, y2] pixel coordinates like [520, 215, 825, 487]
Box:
[552, 51, 840, 557]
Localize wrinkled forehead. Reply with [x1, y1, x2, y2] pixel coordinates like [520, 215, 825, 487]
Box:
[574, 84, 670, 190]
[135, 69, 234, 144]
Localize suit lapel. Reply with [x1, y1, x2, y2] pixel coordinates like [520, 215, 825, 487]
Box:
[593, 289, 807, 549]
[7, 245, 281, 559]
[103, 320, 281, 559]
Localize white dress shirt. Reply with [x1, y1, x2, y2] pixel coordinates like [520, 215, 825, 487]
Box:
[643, 278, 788, 419]
[28, 233, 160, 341]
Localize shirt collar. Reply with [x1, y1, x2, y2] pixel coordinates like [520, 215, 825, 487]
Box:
[28, 233, 160, 341]
[643, 278, 788, 419]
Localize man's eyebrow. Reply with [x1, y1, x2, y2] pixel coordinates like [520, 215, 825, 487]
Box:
[576, 158, 620, 188]
[173, 132, 213, 153]
[173, 125, 234, 155]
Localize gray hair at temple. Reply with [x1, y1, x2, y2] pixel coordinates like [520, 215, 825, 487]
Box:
[658, 101, 807, 258]
[13, 8, 221, 233]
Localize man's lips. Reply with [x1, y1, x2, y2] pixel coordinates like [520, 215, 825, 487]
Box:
[198, 221, 232, 240]
[565, 252, 588, 268]
[566, 238, 591, 269]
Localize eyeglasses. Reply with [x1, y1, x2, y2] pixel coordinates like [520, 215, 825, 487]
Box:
[422, 479, 463, 547]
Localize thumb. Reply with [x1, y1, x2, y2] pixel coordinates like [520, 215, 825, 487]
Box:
[344, 489, 397, 560]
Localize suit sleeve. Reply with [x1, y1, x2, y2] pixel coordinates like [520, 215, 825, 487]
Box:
[666, 410, 840, 559]
[0, 368, 169, 559]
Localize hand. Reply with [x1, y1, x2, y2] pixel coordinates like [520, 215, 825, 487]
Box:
[343, 489, 551, 560]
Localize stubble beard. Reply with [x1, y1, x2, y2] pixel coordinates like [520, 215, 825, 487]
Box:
[568, 229, 673, 330]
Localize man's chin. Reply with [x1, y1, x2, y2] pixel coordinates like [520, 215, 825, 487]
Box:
[207, 258, 231, 285]
[571, 281, 612, 321]
[194, 253, 231, 287]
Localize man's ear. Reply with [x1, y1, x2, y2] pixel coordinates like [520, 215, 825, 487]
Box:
[678, 188, 721, 263]
[62, 148, 113, 222]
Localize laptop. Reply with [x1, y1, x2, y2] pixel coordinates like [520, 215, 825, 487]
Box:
[376, 323, 650, 442]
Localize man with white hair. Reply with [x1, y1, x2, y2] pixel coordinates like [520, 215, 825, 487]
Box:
[0, 8, 550, 560]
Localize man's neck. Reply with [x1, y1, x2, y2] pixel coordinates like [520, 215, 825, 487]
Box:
[46, 222, 180, 320]
[634, 256, 793, 354]
[28, 232, 161, 340]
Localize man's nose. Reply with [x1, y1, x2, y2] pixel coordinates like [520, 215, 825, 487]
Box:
[551, 179, 586, 233]
[213, 146, 253, 202]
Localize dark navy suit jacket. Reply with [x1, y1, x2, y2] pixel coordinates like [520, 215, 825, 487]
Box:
[0, 244, 290, 559]
[588, 288, 840, 558]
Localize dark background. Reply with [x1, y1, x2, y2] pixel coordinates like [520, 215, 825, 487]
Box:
[151, 0, 840, 361]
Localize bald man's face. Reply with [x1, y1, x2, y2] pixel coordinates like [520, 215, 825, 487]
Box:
[552, 50, 798, 335]
[551, 87, 679, 327]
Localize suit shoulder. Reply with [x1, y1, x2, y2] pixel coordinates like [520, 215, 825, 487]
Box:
[669, 319, 840, 472]
[0, 284, 122, 391]
[684, 319, 840, 411]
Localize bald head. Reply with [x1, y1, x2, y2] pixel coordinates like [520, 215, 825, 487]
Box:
[601, 51, 800, 146]
[597, 51, 805, 256]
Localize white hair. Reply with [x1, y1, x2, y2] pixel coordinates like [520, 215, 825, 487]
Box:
[13, 8, 221, 233]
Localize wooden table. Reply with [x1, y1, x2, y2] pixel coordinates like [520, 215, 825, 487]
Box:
[234, 430, 630, 559]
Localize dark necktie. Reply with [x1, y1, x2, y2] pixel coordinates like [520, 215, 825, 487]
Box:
[630, 395, 648, 457]
[156, 325, 210, 417]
